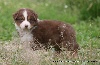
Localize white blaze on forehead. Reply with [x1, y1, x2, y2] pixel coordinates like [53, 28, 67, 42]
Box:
[23, 10, 28, 20]
[20, 9, 31, 29]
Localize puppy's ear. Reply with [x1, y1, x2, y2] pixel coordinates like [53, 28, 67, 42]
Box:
[32, 12, 38, 21]
[13, 12, 18, 20]
[34, 13, 38, 26]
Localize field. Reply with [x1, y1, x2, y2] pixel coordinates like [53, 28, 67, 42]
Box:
[0, 0, 100, 65]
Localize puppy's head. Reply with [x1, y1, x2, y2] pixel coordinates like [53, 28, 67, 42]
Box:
[13, 8, 38, 30]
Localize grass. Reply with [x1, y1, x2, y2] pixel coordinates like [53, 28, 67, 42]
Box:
[0, 0, 100, 65]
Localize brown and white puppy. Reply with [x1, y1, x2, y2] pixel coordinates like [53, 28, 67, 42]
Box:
[13, 8, 79, 57]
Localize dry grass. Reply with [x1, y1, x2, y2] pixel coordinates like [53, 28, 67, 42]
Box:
[0, 37, 100, 65]
[0, 38, 50, 65]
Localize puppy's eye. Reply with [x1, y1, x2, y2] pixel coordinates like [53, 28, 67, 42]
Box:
[28, 16, 36, 21]
[28, 18, 33, 21]
[15, 17, 24, 21]
[28, 18, 36, 22]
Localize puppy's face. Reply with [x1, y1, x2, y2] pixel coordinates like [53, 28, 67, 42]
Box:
[13, 8, 38, 30]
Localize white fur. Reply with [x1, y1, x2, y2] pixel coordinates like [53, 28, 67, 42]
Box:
[20, 10, 31, 29]
[37, 19, 40, 22]
[15, 23, 33, 43]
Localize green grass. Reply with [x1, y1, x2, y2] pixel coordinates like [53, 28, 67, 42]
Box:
[0, 0, 100, 65]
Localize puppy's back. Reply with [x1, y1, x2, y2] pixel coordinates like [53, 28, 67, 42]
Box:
[32, 20, 79, 52]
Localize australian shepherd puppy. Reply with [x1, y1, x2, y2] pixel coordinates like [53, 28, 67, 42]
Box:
[13, 8, 79, 57]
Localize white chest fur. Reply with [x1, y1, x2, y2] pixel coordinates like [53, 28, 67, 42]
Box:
[20, 31, 33, 43]
[15, 23, 33, 43]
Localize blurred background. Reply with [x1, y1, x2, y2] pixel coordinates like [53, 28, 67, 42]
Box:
[0, 0, 100, 48]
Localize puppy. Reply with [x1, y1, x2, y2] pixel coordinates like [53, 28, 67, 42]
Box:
[13, 8, 79, 57]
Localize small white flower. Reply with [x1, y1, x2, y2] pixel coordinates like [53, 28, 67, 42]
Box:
[4, 2, 7, 5]
[64, 5, 68, 9]
[89, 23, 92, 27]
[45, 3, 49, 6]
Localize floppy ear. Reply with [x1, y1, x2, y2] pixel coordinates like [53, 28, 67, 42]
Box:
[32, 12, 38, 26]
[13, 12, 18, 20]
[32, 12, 38, 21]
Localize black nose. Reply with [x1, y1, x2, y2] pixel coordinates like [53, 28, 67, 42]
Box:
[25, 25, 28, 28]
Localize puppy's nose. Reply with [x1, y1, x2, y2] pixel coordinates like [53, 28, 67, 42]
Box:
[25, 25, 28, 28]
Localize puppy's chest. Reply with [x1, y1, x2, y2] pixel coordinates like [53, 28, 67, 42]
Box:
[19, 31, 33, 43]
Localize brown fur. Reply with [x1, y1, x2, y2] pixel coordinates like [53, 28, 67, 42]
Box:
[32, 20, 79, 52]
[13, 8, 79, 57]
